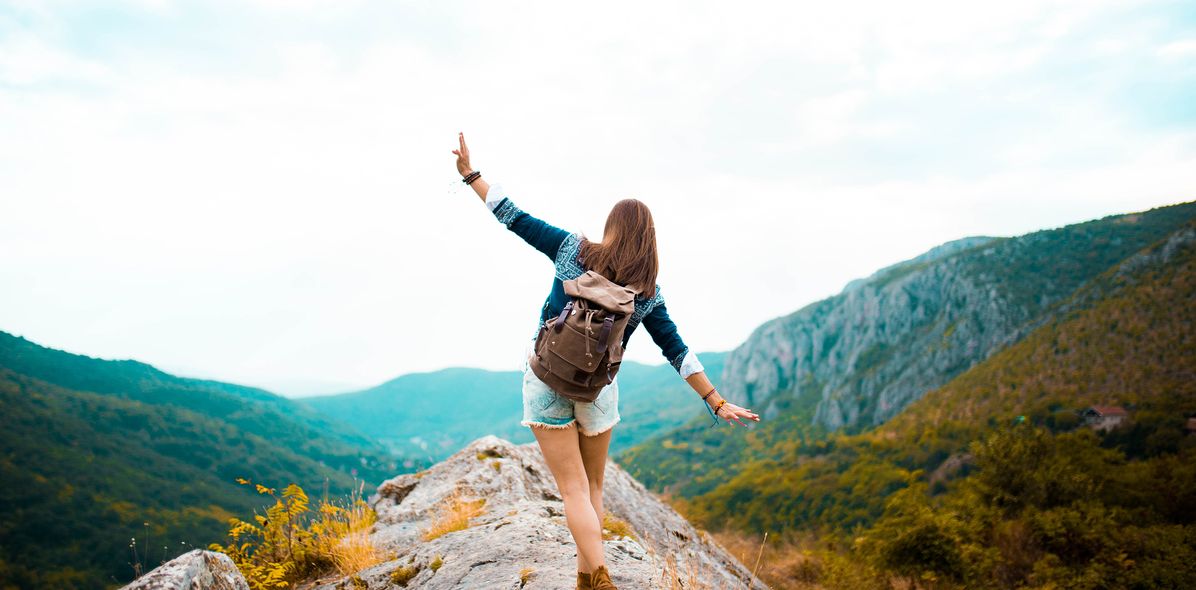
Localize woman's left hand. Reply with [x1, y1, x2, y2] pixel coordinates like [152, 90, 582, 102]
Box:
[451, 132, 473, 177]
[717, 401, 760, 427]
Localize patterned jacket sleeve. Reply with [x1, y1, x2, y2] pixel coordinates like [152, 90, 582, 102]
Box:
[640, 289, 706, 379]
[486, 183, 570, 261]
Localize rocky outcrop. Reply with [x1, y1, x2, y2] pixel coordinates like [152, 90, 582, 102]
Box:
[126, 436, 765, 590]
[121, 550, 248, 590]
[314, 435, 768, 589]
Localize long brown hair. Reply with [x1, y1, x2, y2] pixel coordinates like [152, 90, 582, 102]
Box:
[579, 198, 658, 299]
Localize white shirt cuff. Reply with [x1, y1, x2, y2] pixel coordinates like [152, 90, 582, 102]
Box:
[485, 182, 508, 211]
[678, 349, 705, 379]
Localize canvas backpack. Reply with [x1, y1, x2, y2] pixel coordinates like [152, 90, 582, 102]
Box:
[529, 269, 640, 403]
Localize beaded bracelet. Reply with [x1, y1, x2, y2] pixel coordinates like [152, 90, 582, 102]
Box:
[705, 396, 730, 427]
[713, 398, 728, 415]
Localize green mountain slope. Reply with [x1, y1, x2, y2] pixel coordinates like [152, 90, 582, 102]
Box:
[684, 220, 1196, 540]
[302, 352, 726, 462]
[618, 201, 1196, 499]
[0, 333, 423, 590]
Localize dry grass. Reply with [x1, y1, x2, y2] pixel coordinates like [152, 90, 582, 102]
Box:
[710, 529, 893, 590]
[329, 491, 389, 576]
[713, 529, 813, 589]
[421, 488, 487, 541]
[635, 537, 728, 590]
[658, 552, 721, 590]
[519, 566, 535, 587]
[332, 530, 387, 577]
[601, 513, 638, 541]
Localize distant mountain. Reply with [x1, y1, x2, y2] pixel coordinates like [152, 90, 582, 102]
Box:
[302, 353, 726, 462]
[0, 332, 425, 590]
[619, 201, 1196, 497]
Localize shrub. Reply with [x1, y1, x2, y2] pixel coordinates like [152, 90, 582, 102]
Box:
[209, 479, 385, 590]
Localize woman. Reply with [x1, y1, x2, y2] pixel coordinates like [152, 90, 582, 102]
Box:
[452, 132, 760, 590]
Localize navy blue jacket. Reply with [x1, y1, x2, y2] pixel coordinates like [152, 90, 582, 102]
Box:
[489, 191, 702, 377]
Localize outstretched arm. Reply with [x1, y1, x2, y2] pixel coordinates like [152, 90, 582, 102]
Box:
[642, 296, 760, 427]
[453, 132, 569, 260]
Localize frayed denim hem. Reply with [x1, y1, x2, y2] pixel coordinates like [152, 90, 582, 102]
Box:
[578, 415, 620, 437]
[522, 419, 577, 430]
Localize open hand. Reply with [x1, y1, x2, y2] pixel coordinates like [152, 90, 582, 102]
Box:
[451, 132, 472, 177]
[717, 401, 760, 427]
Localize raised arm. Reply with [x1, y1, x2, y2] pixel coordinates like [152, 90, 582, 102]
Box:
[453, 132, 569, 260]
[641, 292, 760, 427]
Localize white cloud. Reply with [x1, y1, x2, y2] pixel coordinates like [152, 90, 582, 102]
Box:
[1157, 39, 1196, 59]
[0, 0, 1193, 393]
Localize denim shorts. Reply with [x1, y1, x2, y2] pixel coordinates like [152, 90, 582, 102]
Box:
[520, 351, 620, 437]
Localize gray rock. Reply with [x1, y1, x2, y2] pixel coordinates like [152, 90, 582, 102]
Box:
[121, 550, 248, 590]
[310, 435, 768, 590]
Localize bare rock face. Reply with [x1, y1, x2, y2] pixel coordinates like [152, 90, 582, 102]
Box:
[121, 550, 248, 590]
[315, 435, 768, 590]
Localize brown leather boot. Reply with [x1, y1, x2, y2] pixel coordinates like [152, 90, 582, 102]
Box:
[589, 565, 618, 590]
[576, 570, 593, 590]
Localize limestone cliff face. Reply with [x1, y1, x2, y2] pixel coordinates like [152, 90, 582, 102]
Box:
[719, 204, 1196, 430]
[321, 435, 768, 589]
[723, 236, 1012, 430]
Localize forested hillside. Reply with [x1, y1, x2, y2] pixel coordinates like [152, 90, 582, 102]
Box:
[685, 221, 1196, 588]
[0, 334, 422, 590]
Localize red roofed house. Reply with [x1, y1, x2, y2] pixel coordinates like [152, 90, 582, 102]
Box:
[1081, 406, 1128, 432]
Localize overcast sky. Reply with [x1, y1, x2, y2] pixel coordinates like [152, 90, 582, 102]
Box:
[2, 0, 1194, 396]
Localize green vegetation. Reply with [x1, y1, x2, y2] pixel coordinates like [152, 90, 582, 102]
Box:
[210, 480, 386, 590]
[680, 222, 1196, 588]
[0, 333, 422, 590]
[389, 564, 420, 586]
[0, 332, 402, 478]
[842, 425, 1196, 589]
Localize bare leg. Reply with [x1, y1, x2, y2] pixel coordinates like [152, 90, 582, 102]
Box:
[576, 426, 613, 574]
[531, 423, 606, 573]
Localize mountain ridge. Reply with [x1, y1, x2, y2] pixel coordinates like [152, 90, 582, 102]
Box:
[618, 200, 1196, 498]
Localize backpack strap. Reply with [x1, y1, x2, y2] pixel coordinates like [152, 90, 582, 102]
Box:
[553, 301, 574, 332]
[595, 314, 617, 354]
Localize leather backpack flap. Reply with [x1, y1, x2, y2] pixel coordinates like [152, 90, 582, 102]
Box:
[561, 270, 639, 368]
[563, 270, 637, 315]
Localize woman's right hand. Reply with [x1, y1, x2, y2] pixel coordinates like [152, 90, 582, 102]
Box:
[716, 400, 760, 427]
[452, 132, 473, 177]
